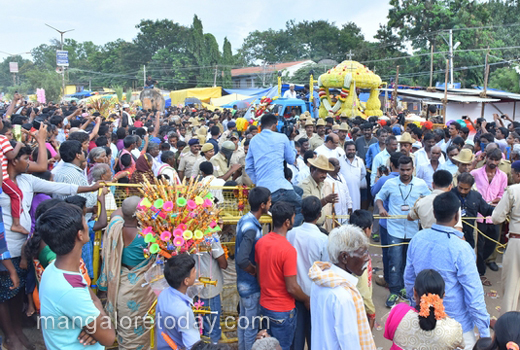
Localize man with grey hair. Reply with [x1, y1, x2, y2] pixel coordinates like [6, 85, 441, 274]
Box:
[252, 336, 282, 350]
[308, 224, 375, 350]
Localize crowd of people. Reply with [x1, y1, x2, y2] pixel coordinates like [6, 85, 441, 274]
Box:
[0, 92, 519, 350]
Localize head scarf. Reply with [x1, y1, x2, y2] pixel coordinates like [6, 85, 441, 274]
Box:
[135, 154, 152, 173]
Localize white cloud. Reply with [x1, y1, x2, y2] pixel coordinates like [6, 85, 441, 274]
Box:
[0, 0, 391, 62]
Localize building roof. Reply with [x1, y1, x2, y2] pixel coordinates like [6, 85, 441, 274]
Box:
[434, 87, 520, 101]
[381, 88, 500, 103]
[231, 60, 311, 77]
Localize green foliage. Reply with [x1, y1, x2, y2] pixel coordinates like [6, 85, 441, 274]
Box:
[125, 89, 132, 103]
[113, 85, 124, 102]
[489, 67, 520, 93]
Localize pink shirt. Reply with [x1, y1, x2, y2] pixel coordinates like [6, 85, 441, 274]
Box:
[470, 166, 507, 223]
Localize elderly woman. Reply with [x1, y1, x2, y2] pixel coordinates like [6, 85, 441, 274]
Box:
[308, 224, 376, 350]
[90, 163, 118, 211]
[88, 146, 108, 178]
[99, 196, 155, 350]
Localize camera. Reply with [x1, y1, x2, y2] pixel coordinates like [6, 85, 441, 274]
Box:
[280, 117, 297, 139]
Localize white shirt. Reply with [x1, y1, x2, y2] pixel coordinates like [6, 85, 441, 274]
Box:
[0, 175, 79, 257]
[152, 156, 162, 176]
[287, 223, 329, 296]
[310, 264, 362, 350]
[295, 161, 310, 186]
[416, 161, 440, 189]
[370, 149, 391, 184]
[325, 174, 353, 218]
[110, 143, 118, 161]
[201, 175, 226, 204]
[414, 147, 445, 167]
[283, 89, 297, 99]
[314, 144, 343, 160]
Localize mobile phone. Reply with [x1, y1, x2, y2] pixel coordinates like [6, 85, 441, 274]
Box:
[32, 120, 41, 130]
[501, 115, 506, 119]
[462, 115, 467, 120]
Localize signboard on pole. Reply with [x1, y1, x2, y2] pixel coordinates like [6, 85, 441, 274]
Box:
[56, 50, 69, 67]
[9, 62, 18, 73]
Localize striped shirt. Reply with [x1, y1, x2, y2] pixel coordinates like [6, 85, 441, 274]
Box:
[53, 162, 96, 219]
[0, 135, 13, 180]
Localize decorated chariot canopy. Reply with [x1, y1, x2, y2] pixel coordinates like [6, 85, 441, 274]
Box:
[318, 60, 383, 119]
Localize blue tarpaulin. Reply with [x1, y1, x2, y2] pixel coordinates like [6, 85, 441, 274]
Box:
[66, 90, 93, 99]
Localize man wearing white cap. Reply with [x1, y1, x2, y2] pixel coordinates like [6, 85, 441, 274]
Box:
[283, 84, 297, 99]
[121, 104, 133, 126]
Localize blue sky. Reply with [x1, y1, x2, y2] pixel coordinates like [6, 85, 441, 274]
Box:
[0, 0, 391, 62]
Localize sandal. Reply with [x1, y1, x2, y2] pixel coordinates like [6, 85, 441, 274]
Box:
[480, 276, 492, 286]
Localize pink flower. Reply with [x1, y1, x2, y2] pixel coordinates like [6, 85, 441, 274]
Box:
[173, 228, 183, 237]
[173, 236, 184, 247]
[163, 201, 174, 211]
[187, 200, 197, 210]
[203, 199, 213, 207]
[160, 231, 172, 241]
[142, 226, 153, 235]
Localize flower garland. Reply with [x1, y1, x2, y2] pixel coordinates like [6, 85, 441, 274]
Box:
[419, 293, 447, 320]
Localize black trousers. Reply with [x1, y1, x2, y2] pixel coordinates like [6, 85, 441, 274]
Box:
[477, 223, 499, 275]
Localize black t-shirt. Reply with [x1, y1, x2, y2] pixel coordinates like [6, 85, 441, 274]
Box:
[145, 78, 157, 87]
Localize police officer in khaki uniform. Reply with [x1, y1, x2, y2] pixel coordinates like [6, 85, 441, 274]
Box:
[295, 117, 315, 142]
[178, 138, 203, 180]
[300, 154, 338, 225]
[309, 118, 327, 150]
[210, 140, 242, 181]
[408, 169, 463, 230]
[492, 160, 520, 312]
[219, 121, 236, 146]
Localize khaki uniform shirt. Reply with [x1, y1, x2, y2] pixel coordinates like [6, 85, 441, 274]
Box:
[219, 130, 232, 146]
[301, 175, 326, 225]
[309, 134, 325, 150]
[409, 189, 463, 230]
[295, 132, 316, 142]
[178, 151, 203, 178]
[210, 152, 230, 178]
[492, 183, 520, 234]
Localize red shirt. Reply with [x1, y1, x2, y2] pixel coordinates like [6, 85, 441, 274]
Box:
[134, 121, 143, 128]
[255, 232, 298, 312]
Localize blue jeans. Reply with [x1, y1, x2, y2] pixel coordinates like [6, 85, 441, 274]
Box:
[387, 235, 410, 295]
[260, 306, 297, 350]
[198, 294, 221, 343]
[292, 301, 311, 350]
[379, 225, 389, 283]
[271, 189, 303, 226]
[238, 292, 260, 350]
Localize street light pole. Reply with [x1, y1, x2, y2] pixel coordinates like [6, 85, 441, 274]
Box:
[449, 29, 453, 88]
[45, 24, 74, 100]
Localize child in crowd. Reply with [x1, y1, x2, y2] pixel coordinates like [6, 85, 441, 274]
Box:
[194, 232, 228, 344]
[1, 134, 27, 234]
[37, 202, 115, 349]
[156, 253, 200, 349]
[349, 209, 376, 328]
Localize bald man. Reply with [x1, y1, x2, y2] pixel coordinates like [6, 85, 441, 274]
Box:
[315, 133, 343, 159]
[416, 145, 443, 189]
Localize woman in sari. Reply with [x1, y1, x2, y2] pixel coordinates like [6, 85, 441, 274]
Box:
[99, 196, 155, 350]
[129, 154, 155, 196]
[384, 269, 464, 350]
